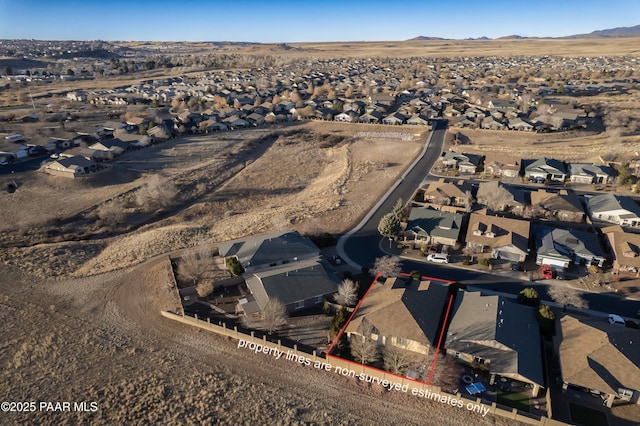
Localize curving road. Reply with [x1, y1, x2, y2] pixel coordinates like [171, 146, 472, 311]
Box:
[337, 120, 640, 318]
[339, 119, 448, 269]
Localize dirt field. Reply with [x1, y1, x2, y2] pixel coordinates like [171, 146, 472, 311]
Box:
[0, 122, 529, 424]
[0, 258, 529, 425]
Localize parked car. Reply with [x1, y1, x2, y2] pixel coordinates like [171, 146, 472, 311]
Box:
[28, 146, 47, 157]
[541, 264, 553, 279]
[426, 253, 449, 264]
[510, 262, 522, 271]
[608, 314, 626, 326]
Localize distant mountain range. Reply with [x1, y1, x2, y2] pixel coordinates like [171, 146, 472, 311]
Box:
[408, 24, 640, 41]
[564, 24, 640, 38]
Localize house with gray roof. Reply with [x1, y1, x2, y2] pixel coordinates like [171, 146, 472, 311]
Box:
[534, 226, 606, 268]
[44, 155, 99, 177]
[404, 206, 463, 247]
[445, 291, 544, 397]
[345, 277, 451, 356]
[441, 151, 483, 174]
[524, 157, 567, 182]
[586, 193, 640, 228]
[218, 231, 319, 273]
[242, 256, 340, 314]
[568, 163, 616, 185]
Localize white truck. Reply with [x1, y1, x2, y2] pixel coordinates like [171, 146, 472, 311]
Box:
[5, 134, 24, 143]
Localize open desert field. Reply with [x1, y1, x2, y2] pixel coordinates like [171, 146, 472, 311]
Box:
[0, 121, 531, 425]
[269, 37, 640, 58]
[0, 122, 426, 278]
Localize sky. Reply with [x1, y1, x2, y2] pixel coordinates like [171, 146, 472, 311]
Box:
[0, 0, 639, 43]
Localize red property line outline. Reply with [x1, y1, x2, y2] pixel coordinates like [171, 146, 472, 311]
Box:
[327, 271, 456, 388]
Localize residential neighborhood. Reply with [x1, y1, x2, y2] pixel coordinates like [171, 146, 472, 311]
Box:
[2, 35, 640, 426]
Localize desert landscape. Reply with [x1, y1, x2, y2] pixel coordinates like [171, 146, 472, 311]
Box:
[2, 32, 640, 425]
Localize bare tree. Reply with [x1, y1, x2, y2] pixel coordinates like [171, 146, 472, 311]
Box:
[463, 190, 475, 213]
[477, 183, 512, 212]
[262, 298, 288, 334]
[547, 286, 589, 312]
[334, 279, 358, 307]
[374, 255, 402, 279]
[195, 279, 214, 299]
[136, 175, 178, 212]
[428, 353, 463, 392]
[350, 320, 379, 365]
[462, 244, 482, 263]
[383, 345, 415, 375]
[177, 242, 213, 286]
[96, 199, 126, 226]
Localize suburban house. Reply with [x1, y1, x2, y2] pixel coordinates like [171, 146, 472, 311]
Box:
[586, 193, 640, 228]
[441, 151, 483, 174]
[445, 290, 544, 397]
[404, 206, 463, 247]
[345, 277, 451, 356]
[481, 116, 506, 130]
[534, 227, 606, 269]
[483, 160, 520, 179]
[602, 225, 640, 273]
[508, 117, 534, 131]
[406, 114, 430, 126]
[88, 138, 129, 157]
[524, 158, 567, 182]
[555, 314, 640, 407]
[241, 256, 340, 315]
[416, 178, 472, 211]
[465, 212, 530, 262]
[382, 112, 407, 125]
[218, 231, 319, 273]
[44, 155, 99, 177]
[529, 189, 585, 223]
[568, 163, 617, 185]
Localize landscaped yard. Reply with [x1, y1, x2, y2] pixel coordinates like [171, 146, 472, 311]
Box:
[497, 388, 530, 413]
[569, 403, 609, 426]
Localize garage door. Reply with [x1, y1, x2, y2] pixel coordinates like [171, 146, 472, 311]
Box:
[496, 251, 521, 262]
[540, 257, 568, 268]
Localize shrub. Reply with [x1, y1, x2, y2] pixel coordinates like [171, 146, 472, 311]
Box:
[517, 287, 540, 307]
[462, 259, 470, 266]
[478, 258, 491, 267]
[225, 257, 244, 276]
[536, 304, 555, 336]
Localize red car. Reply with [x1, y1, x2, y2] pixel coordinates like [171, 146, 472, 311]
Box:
[541, 264, 554, 279]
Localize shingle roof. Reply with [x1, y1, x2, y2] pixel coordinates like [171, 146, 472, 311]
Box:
[218, 231, 319, 268]
[530, 189, 584, 213]
[465, 213, 530, 252]
[406, 206, 463, 241]
[558, 315, 640, 394]
[535, 227, 605, 261]
[587, 193, 640, 216]
[446, 291, 544, 386]
[244, 256, 340, 309]
[345, 277, 451, 349]
[525, 157, 567, 175]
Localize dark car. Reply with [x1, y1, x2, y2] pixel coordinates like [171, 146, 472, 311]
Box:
[510, 262, 522, 271]
[28, 146, 47, 157]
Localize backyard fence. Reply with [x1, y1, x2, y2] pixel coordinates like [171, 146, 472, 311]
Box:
[161, 309, 569, 426]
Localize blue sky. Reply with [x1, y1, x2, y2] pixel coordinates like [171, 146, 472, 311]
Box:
[0, 0, 639, 42]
